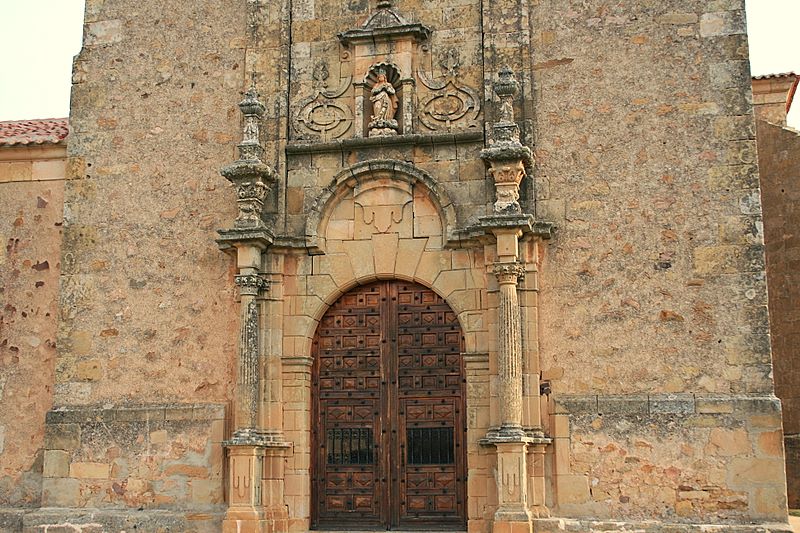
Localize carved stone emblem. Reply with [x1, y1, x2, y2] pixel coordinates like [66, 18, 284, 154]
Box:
[418, 49, 480, 132]
[294, 60, 353, 141]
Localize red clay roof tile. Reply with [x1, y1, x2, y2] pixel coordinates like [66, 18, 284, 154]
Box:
[0, 118, 69, 147]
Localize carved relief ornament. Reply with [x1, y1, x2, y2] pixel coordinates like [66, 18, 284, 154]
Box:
[234, 273, 270, 296]
[417, 48, 480, 132]
[293, 60, 353, 141]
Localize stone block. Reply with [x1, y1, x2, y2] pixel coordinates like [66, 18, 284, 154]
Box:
[372, 233, 399, 275]
[41, 478, 81, 506]
[728, 457, 785, 487]
[415, 251, 451, 285]
[696, 396, 734, 414]
[649, 394, 695, 414]
[699, 11, 745, 38]
[42, 450, 70, 478]
[31, 159, 66, 181]
[0, 161, 32, 182]
[706, 427, 751, 456]
[756, 430, 783, 457]
[555, 474, 590, 504]
[434, 268, 467, 297]
[44, 423, 80, 450]
[342, 240, 376, 281]
[597, 395, 649, 415]
[553, 396, 597, 415]
[394, 237, 427, 279]
[70, 461, 110, 479]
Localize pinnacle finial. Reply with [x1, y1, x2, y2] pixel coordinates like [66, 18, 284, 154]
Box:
[377, 0, 392, 9]
[494, 66, 518, 98]
[239, 84, 265, 118]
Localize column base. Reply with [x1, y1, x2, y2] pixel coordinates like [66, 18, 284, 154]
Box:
[222, 506, 289, 533]
[492, 517, 533, 533]
[224, 438, 290, 533]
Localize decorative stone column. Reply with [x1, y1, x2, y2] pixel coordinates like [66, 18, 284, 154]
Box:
[218, 85, 289, 533]
[233, 272, 269, 436]
[477, 68, 552, 532]
[493, 261, 527, 437]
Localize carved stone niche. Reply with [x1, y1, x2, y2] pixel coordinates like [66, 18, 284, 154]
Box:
[363, 63, 402, 137]
[338, 0, 430, 137]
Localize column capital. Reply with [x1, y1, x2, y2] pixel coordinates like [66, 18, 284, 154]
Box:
[235, 273, 270, 296]
[493, 262, 526, 284]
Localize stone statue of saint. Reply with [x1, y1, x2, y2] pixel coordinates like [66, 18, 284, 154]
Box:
[368, 69, 399, 136]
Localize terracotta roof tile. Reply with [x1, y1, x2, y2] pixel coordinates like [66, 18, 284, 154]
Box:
[752, 71, 797, 80]
[0, 118, 69, 147]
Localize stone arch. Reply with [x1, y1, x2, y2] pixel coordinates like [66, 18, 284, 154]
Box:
[305, 159, 458, 253]
[307, 274, 472, 328]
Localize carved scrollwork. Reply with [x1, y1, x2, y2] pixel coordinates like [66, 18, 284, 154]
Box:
[293, 60, 353, 141]
[417, 49, 480, 132]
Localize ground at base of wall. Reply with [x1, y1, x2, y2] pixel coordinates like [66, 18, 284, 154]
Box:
[0, 511, 794, 533]
[0, 508, 225, 533]
[532, 518, 793, 533]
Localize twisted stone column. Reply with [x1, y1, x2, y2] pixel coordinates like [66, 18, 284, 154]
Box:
[494, 262, 527, 438]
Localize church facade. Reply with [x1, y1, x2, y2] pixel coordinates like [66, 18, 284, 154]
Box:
[0, 0, 792, 531]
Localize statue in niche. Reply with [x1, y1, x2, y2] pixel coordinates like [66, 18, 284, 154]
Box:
[368, 69, 399, 136]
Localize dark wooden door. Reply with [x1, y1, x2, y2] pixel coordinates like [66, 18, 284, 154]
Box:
[312, 281, 466, 530]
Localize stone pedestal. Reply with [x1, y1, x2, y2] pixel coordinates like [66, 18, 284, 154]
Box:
[527, 443, 549, 518]
[223, 445, 267, 532]
[261, 447, 290, 530]
[222, 441, 291, 533]
[493, 442, 533, 533]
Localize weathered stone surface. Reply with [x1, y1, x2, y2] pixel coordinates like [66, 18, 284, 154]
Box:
[0, 0, 788, 530]
[0, 151, 63, 508]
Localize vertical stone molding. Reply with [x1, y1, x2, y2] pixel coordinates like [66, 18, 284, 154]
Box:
[493, 261, 527, 438]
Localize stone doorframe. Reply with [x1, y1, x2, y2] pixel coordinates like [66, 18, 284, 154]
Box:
[218, 154, 551, 532]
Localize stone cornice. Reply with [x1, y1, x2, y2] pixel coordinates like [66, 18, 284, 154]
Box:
[285, 130, 483, 155]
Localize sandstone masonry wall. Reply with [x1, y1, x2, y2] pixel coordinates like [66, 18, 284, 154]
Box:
[5, 0, 787, 530]
[0, 146, 65, 514]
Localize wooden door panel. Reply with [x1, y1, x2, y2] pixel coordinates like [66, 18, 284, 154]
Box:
[312, 281, 465, 529]
[394, 283, 465, 527]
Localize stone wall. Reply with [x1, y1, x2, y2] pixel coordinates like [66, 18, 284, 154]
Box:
[530, 0, 786, 523]
[1, 0, 787, 530]
[548, 395, 786, 521]
[757, 118, 800, 508]
[20, 404, 225, 532]
[62, 0, 242, 407]
[0, 144, 65, 511]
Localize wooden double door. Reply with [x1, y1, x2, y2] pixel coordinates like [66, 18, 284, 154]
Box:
[312, 281, 466, 530]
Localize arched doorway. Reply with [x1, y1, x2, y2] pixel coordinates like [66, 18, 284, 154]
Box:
[311, 280, 466, 530]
